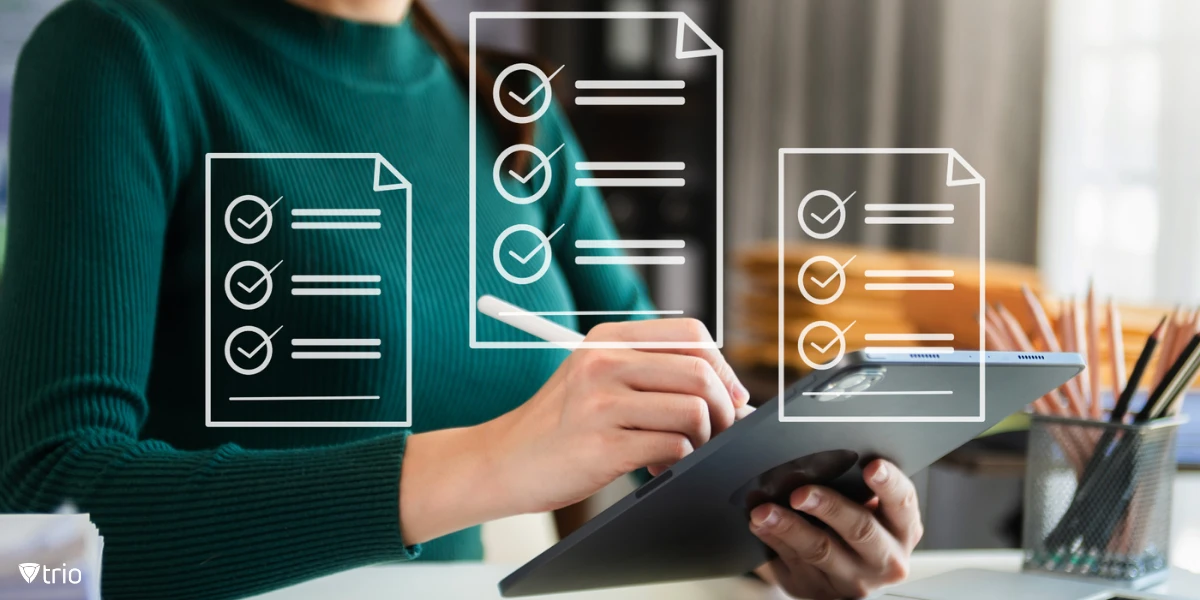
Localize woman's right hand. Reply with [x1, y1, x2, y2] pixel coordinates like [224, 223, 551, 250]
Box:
[482, 319, 750, 516]
[398, 319, 748, 545]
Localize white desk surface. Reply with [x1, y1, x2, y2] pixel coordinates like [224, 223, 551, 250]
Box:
[249, 550, 1200, 599]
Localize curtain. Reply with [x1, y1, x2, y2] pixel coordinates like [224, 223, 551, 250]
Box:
[727, 0, 1049, 264]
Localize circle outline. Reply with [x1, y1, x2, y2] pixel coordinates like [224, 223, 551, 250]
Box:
[493, 63, 553, 124]
[494, 144, 553, 205]
[797, 256, 847, 306]
[224, 195, 273, 245]
[224, 325, 274, 376]
[493, 224, 553, 285]
[797, 321, 848, 371]
[224, 260, 274, 311]
[797, 190, 848, 240]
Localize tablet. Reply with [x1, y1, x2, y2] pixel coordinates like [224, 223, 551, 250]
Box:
[499, 351, 1085, 597]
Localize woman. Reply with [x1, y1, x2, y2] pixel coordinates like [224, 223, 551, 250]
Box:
[0, 0, 922, 598]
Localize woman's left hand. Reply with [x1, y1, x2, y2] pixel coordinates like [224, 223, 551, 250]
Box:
[749, 459, 923, 600]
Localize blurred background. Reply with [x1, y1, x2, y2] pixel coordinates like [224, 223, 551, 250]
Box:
[3, 0, 1198, 571]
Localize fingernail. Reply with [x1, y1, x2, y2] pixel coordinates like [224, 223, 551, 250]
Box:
[734, 381, 750, 404]
[796, 492, 820, 512]
[873, 463, 890, 484]
[752, 506, 780, 528]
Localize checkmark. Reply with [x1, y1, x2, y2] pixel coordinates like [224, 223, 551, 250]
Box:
[809, 321, 856, 354]
[509, 223, 565, 265]
[237, 260, 283, 294]
[508, 144, 565, 184]
[808, 255, 857, 288]
[237, 196, 283, 230]
[237, 326, 283, 360]
[809, 191, 856, 224]
[508, 65, 565, 105]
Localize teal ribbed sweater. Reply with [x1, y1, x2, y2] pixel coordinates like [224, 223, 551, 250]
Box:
[0, 0, 652, 598]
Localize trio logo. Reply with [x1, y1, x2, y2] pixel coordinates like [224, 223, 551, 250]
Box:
[17, 562, 81, 584]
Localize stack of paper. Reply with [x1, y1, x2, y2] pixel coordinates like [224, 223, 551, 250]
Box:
[0, 511, 102, 599]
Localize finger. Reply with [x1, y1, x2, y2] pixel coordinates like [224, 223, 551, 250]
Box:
[618, 353, 736, 436]
[589, 319, 750, 408]
[863, 460, 923, 551]
[790, 485, 903, 574]
[616, 392, 712, 450]
[767, 559, 841, 600]
[749, 504, 864, 592]
[618, 431, 694, 472]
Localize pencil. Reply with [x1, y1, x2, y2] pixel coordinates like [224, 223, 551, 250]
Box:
[1073, 297, 1093, 417]
[1110, 317, 1165, 424]
[1086, 285, 1103, 418]
[1136, 332, 1200, 423]
[1151, 307, 1183, 390]
[1107, 299, 1126, 406]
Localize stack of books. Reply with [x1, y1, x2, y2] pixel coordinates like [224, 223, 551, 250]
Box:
[732, 241, 1045, 374]
[0, 511, 102, 599]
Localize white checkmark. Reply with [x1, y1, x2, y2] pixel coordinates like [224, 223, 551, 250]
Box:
[808, 255, 857, 289]
[508, 144, 565, 184]
[237, 196, 283, 229]
[237, 325, 283, 360]
[508, 65, 565, 106]
[810, 191, 856, 224]
[509, 223, 565, 265]
[237, 260, 283, 294]
[809, 321, 857, 354]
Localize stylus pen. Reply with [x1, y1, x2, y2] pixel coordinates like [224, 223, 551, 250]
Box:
[477, 294, 754, 418]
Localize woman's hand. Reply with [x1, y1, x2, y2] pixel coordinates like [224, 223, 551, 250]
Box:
[750, 460, 923, 600]
[485, 319, 749, 515]
[399, 319, 748, 544]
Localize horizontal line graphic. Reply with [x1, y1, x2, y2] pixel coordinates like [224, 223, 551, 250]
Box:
[864, 347, 956, 353]
[864, 333, 955, 341]
[801, 390, 954, 396]
[230, 396, 380, 401]
[291, 275, 381, 283]
[863, 204, 954, 212]
[291, 209, 381, 216]
[575, 178, 685, 188]
[575, 256, 686, 265]
[292, 222, 381, 229]
[292, 289, 382, 296]
[864, 270, 955, 278]
[291, 352, 382, 360]
[575, 161, 686, 171]
[575, 80, 685, 90]
[291, 338, 381, 346]
[575, 239, 685, 249]
[498, 310, 684, 316]
[864, 217, 955, 225]
[575, 97, 685, 106]
[865, 283, 955, 291]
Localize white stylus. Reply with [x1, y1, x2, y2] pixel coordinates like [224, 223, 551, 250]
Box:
[477, 294, 584, 350]
[476, 294, 755, 417]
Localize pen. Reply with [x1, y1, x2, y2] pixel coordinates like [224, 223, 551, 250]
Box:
[477, 294, 755, 419]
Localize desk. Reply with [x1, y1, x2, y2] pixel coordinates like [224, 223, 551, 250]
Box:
[249, 550, 1200, 599]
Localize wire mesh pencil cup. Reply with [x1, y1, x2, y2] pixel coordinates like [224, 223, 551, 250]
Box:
[1022, 414, 1185, 589]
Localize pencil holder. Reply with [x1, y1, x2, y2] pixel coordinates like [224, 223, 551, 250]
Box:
[1021, 414, 1185, 589]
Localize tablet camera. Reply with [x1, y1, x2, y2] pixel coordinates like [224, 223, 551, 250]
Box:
[812, 367, 885, 402]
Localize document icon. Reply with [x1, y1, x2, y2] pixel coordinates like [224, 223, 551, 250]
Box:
[205, 153, 412, 427]
[777, 149, 986, 422]
[469, 11, 723, 349]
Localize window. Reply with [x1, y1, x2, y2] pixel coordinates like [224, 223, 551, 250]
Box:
[1040, 0, 1200, 305]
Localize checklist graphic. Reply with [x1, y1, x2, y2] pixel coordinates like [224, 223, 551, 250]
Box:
[470, 11, 723, 349]
[778, 149, 986, 423]
[205, 153, 412, 427]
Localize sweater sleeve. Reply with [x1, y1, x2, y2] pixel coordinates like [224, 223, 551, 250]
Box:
[0, 3, 419, 599]
[539, 106, 659, 334]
